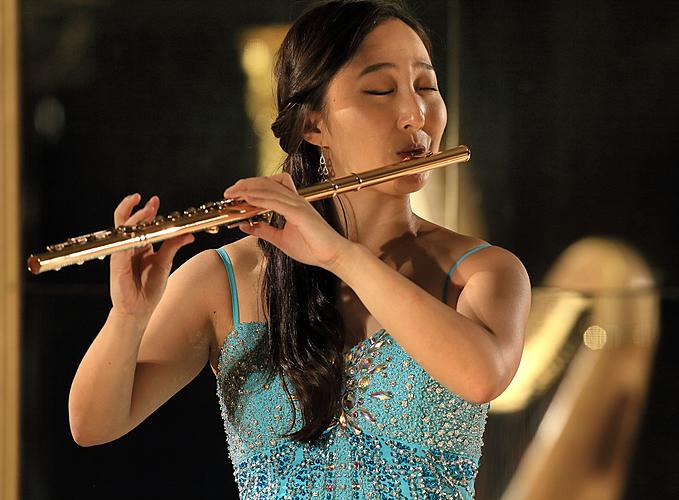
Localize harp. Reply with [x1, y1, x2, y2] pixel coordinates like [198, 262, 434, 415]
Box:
[477, 237, 660, 500]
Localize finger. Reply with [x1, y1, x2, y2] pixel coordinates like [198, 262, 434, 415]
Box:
[232, 192, 302, 218]
[110, 239, 153, 269]
[223, 177, 250, 198]
[237, 220, 279, 245]
[124, 195, 160, 226]
[224, 173, 296, 198]
[114, 193, 141, 226]
[231, 188, 298, 205]
[154, 233, 195, 272]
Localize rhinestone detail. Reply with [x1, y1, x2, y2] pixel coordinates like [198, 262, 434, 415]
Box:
[217, 322, 488, 498]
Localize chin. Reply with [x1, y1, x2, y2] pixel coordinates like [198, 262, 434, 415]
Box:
[394, 172, 428, 193]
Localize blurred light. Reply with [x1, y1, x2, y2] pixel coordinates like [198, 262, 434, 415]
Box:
[239, 26, 289, 175]
[240, 38, 271, 76]
[254, 109, 275, 137]
[583, 325, 607, 350]
[34, 96, 65, 142]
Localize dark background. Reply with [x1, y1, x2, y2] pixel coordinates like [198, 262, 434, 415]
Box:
[20, 1, 678, 499]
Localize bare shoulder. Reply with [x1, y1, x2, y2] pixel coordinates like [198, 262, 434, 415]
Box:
[423, 224, 531, 357]
[222, 234, 266, 271]
[419, 220, 529, 283]
[193, 236, 265, 373]
[177, 236, 263, 289]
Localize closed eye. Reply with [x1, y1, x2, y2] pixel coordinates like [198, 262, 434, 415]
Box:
[364, 87, 439, 96]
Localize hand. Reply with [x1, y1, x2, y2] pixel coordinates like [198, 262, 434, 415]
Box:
[223, 173, 352, 270]
[109, 193, 195, 319]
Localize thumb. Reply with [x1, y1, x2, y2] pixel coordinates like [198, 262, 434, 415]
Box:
[269, 172, 297, 192]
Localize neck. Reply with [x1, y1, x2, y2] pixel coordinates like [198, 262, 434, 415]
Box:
[333, 189, 422, 254]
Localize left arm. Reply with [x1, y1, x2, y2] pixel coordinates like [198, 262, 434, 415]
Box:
[328, 242, 531, 403]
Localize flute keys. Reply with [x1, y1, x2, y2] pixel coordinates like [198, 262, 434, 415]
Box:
[224, 197, 245, 206]
[116, 225, 135, 235]
[92, 230, 112, 239]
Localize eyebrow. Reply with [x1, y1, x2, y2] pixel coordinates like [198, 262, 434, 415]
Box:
[358, 61, 434, 77]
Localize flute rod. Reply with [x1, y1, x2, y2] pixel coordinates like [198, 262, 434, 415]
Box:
[27, 145, 470, 274]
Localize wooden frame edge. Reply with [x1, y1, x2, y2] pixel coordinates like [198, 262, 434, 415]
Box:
[1, 0, 21, 499]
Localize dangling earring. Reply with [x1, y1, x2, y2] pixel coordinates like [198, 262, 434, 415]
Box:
[318, 149, 330, 181]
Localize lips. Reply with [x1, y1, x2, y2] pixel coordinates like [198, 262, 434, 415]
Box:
[397, 143, 429, 160]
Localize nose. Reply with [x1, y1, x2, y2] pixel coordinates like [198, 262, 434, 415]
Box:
[397, 90, 426, 131]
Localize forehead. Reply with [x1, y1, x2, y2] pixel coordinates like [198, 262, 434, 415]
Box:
[348, 18, 431, 70]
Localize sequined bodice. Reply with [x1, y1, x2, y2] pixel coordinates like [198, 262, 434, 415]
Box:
[216, 322, 489, 499]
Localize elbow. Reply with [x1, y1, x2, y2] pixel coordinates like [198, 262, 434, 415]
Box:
[438, 361, 504, 404]
[69, 394, 97, 446]
[70, 424, 97, 448]
[466, 360, 512, 405]
[465, 382, 498, 405]
[69, 412, 97, 447]
[68, 400, 119, 447]
[469, 341, 521, 404]
[69, 417, 118, 447]
[69, 411, 106, 447]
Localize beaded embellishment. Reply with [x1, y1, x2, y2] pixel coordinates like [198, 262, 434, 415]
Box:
[324, 328, 393, 436]
[217, 322, 489, 499]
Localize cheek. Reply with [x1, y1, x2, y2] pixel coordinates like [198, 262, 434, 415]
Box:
[335, 104, 386, 131]
[428, 100, 448, 147]
[331, 107, 385, 153]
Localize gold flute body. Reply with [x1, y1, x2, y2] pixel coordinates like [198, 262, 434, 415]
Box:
[27, 145, 471, 274]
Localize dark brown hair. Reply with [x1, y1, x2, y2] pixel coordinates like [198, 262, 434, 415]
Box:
[258, 0, 432, 442]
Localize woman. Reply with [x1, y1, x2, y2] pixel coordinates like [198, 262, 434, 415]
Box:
[69, 1, 531, 498]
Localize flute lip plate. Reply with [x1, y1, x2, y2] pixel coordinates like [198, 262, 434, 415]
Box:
[398, 151, 433, 162]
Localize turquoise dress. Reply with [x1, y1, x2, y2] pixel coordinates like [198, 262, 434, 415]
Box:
[215, 243, 492, 499]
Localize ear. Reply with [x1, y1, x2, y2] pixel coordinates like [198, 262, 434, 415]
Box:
[302, 110, 325, 147]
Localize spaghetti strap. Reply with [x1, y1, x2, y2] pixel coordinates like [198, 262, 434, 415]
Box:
[442, 243, 492, 303]
[215, 247, 240, 327]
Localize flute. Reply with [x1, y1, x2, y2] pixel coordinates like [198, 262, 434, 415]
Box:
[27, 145, 470, 274]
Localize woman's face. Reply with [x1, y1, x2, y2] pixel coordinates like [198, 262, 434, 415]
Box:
[308, 18, 447, 194]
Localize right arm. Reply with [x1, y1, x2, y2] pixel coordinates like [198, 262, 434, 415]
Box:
[68, 194, 231, 446]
